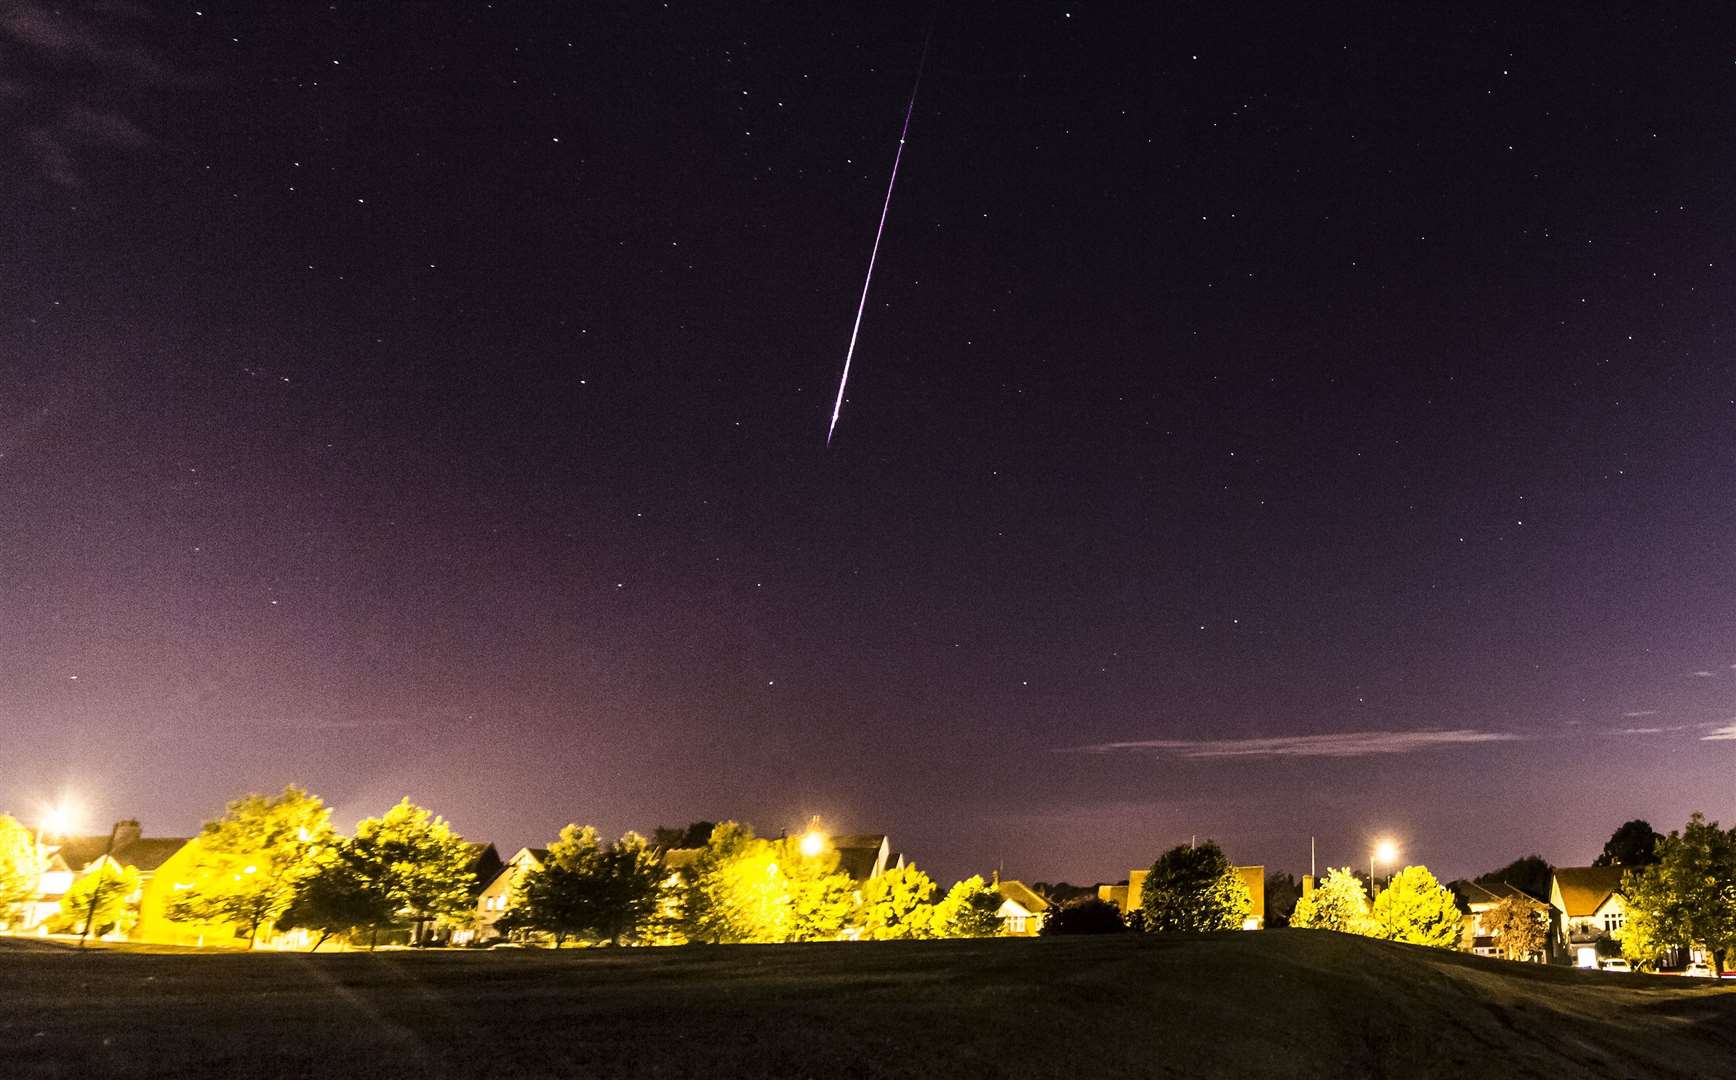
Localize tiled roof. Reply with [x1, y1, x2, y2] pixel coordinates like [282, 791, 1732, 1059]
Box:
[54, 835, 189, 874]
[1553, 866, 1626, 917]
[996, 879, 1049, 913]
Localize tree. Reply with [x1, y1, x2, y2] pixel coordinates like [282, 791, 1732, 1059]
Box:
[351, 799, 478, 942]
[1474, 855, 1552, 902]
[782, 838, 855, 942]
[164, 786, 334, 947]
[51, 861, 138, 937]
[1621, 812, 1736, 971]
[1139, 842, 1250, 933]
[932, 876, 1003, 938]
[1369, 865, 1461, 948]
[1482, 895, 1547, 961]
[855, 864, 937, 940]
[0, 814, 45, 928]
[1594, 820, 1663, 869]
[1290, 867, 1372, 934]
[1264, 872, 1302, 928]
[1040, 896, 1126, 935]
[676, 821, 789, 944]
[509, 826, 667, 946]
[276, 843, 396, 949]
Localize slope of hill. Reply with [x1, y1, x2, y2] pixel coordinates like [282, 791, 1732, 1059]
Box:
[5, 930, 1734, 1078]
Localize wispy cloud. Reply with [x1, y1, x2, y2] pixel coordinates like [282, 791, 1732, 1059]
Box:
[1701, 723, 1736, 742]
[1621, 710, 1660, 718]
[1, 0, 170, 186]
[1691, 671, 1718, 678]
[1065, 728, 1521, 760]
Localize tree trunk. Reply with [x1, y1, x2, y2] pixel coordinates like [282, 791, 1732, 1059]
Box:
[370, 926, 378, 951]
[311, 930, 330, 952]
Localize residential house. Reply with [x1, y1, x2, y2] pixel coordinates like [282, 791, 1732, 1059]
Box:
[1549, 866, 1627, 967]
[461, 846, 548, 944]
[1453, 880, 1549, 961]
[994, 879, 1049, 936]
[1099, 864, 1267, 929]
[27, 821, 193, 940]
[830, 834, 898, 882]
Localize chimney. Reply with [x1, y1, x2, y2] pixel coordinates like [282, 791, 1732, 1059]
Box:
[112, 819, 141, 850]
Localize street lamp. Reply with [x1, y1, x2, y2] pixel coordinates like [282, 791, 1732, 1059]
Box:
[1370, 839, 1399, 897]
[799, 827, 827, 859]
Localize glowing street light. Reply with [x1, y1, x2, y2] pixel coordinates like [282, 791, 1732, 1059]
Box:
[799, 829, 827, 858]
[41, 804, 75, 839]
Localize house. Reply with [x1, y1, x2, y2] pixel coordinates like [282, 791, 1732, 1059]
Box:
[26, 820, 192, 939]
[829, 834, 897, 882]
[1453, 880, 1549, 961]
[1549, 866, 1627, 967]
[461, 846, 549, 944]
[994, 879, 1049, 936]
[1099, 863, 1267, 929]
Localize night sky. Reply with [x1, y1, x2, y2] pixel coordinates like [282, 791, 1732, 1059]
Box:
[5, 3, 1735, 886]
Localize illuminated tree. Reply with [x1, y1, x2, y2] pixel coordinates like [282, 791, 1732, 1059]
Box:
[165, 786, 334, 947]
[677, 821, 790, 944]
[1369, 865, 1460, 948]
[1621, 813, 1736, 971]
[855, 864, 937, 940]
[0, 814, 45, 928]
[782, 837, 855, 942]
[51, 861, 139, 937]
[1482, 895, 1547, 961]
[1290, 867, 1372, 934]
[933, 876, 1003, 938]
[350, 799, 479, 941]
[1140, 842, 1250, 933]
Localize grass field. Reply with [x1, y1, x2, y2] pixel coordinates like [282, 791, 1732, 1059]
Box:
[5, 930, 1735, 1079]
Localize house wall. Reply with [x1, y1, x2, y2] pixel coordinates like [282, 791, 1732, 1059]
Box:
[133, 841, 249, 948]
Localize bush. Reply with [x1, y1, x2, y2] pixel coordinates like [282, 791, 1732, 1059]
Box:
[1041, 897, 1126, 935]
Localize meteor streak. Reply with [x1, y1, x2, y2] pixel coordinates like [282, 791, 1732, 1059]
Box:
[825, 36, 931, 446]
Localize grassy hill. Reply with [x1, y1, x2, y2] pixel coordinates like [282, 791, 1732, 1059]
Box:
[5, 930, 1735, 1078]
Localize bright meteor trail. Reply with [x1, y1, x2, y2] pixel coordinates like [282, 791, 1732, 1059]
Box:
[825, 39, 930, 447]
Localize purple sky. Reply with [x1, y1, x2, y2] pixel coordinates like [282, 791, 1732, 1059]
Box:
[3, 2, 1734, 886]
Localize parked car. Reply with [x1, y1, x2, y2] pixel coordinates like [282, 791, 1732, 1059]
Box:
[1682, 961, 1713, 978]
[1599, 958, 1632, 972]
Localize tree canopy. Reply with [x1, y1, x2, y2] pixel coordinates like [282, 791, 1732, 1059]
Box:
[1594, 820, 1663, 869]
[1473, 855, 1552, 902]
[855, 864, 938, 940]
[1369, 865, 1461, 948]
[932, 876, 1003, 938]
[508, 825, 665, 946]
[0, 814, 44, 927]
[52, 861, 138, 938]
[1482, 894, 1547, 961]
[165, 786, 334, 946]
[1621, 812, 1736, 971]
[1139, 841, 1251, 933]
[1040, 896, 1126, 935]
[1290, 867, 1371, 933]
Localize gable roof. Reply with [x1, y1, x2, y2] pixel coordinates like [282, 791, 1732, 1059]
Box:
[54, 835, 190, 874]
[1457, 879, 1549, 910]
[996, 879, 1049, 914]
[830, 835, 888, 882]
[1553, 866, 1626, 917]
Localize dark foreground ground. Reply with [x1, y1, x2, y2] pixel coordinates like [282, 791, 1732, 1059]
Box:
[4, 931, 1734, 1079]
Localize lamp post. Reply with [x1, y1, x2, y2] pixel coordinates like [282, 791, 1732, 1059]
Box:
[1370, 839, 1398, 899]
[78, 819, 122, 950]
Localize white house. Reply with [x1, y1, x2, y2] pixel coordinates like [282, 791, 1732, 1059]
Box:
[1549, 867, 1626, 967]
[994, 880, 1049, 936]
